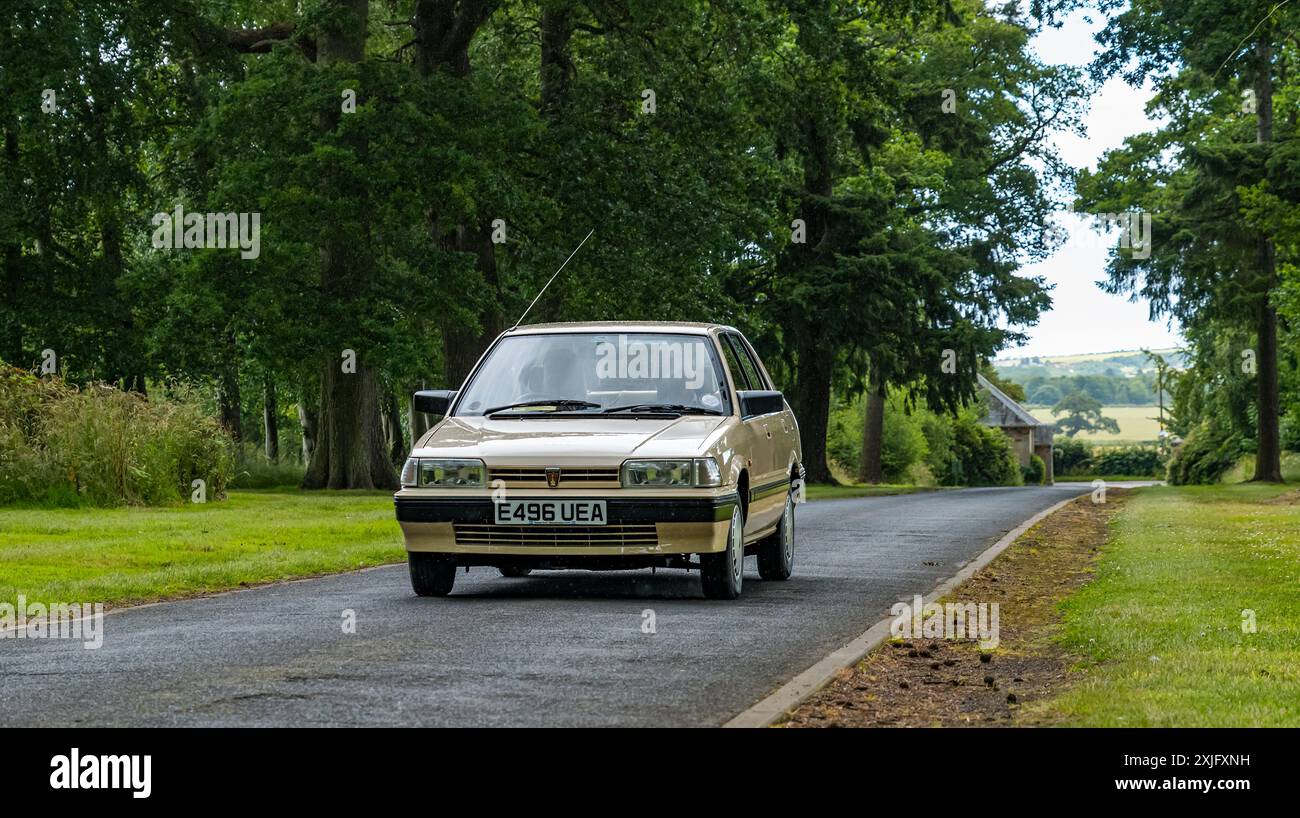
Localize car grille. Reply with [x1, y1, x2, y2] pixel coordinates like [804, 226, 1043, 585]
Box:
[487, 466, 621, 488]
[453, 523, 658, 548]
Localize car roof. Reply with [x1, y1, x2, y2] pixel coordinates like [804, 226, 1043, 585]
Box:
[503, 321, 736, 337]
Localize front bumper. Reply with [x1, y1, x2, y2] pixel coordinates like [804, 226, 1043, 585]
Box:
[395, 493, 738, 557]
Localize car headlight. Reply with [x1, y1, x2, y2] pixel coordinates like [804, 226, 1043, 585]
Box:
[621, 458, 723, 488]
[400, 458, 486, 488]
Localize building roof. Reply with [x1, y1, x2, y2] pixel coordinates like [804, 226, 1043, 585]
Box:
[977, 373, 1052, 432]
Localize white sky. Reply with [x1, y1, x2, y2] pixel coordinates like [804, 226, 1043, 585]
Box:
[1002, 8, 1184, 359]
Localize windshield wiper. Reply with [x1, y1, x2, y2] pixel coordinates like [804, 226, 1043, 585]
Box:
[484, 399, 602, 415]
[601, 403, 723, 416]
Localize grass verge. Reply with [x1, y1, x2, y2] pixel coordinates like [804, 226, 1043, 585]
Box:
[782, 483, 1300, 727]
[804, 483, 938, 501]
[1026, 483, 1300, 726]
[0, 490, 402, 609]
[780, 492, 1126, 727]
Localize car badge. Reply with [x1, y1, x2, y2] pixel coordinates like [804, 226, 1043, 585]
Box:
[545, 467, 561, 488]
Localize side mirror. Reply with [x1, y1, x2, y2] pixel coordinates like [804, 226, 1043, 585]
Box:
[737, 389, 785, 419]
[413, 390, 456, 416]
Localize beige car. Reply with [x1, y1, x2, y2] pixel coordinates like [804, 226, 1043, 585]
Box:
[395, 322, 802, 599]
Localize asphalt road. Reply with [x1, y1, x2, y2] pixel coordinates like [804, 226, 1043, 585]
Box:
[1, 484, 1089, 727]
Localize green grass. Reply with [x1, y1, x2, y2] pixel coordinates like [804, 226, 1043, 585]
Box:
[0, 490, 402, 609]
[1054, 474, 1162, 483]
[1039, 483, 1300, 726]
[805, 483, 936, 501]
[1220, 452, 1300, 484]
[0, 484, 921, 608]
[1026, 404, 1164, 442]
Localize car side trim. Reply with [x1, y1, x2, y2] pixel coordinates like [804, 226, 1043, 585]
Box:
[748, 478, 791, 504]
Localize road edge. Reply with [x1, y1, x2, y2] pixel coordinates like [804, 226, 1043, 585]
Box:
[722, 490, 1088, 728]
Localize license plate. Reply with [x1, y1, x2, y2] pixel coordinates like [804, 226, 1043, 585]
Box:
[494, 500, 607, 526]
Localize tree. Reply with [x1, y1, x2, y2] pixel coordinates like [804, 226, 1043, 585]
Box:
[762, 0, 1077, 483]
[0, 0, 186, 387]
[1077, 0, 1299, 482]
[980, 362, 1027, 403]
[1051, 391, 1120, 437]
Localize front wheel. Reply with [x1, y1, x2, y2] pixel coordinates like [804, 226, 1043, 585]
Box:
[757, 491, 794, 581]
[701, 504, 744, 599]
[409, 553, 456, 596]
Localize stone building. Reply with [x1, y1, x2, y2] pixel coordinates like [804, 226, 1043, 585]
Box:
[977, 373, 1054, 484]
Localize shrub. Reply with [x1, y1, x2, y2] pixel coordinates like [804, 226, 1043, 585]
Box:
[946, 413, 1021, 487]
[1166, 424, 1248, 485]
[920, 410, 954, 479]
[1024, 454, 1047, 485]
[1281, 415, 1300, 453]
[1053, 436, 1091, 474]
[825, 391, 1020, 487]
[0, 367, 234, 506]
[1090, 445, 1162, 477]
[825, 392, 929, 482]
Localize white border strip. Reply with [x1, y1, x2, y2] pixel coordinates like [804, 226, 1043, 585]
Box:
[723, 492, 1087, 728]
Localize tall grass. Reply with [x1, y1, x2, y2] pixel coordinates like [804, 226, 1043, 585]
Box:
[229, 444, 306, 489]
[0, 367, 234, 506]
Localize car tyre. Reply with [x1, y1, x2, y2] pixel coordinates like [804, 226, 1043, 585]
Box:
[701, 504, 744, 600]
[409, 552, 457, 596]
[757, 490, 795, 581]
[498, 566, 532, 578]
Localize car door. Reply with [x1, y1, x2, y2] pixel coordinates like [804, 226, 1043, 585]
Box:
[735, 332, 800, 491]
[720, 332, 784, 536]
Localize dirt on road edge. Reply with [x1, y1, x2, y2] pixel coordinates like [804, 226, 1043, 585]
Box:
[779, 490, 1129, 727]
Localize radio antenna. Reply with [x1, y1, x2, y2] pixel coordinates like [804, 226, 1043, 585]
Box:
[512, 228, 594, 329]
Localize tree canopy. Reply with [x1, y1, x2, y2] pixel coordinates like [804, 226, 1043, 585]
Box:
[2, 0, 1087, 486]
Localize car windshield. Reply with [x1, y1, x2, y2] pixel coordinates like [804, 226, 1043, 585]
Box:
[454, 332, 732, 417]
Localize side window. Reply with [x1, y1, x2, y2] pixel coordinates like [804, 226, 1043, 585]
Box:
[726, 334, 766, 391]
[718, 335, 751, 391]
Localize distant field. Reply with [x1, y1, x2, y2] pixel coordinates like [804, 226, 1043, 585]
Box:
[998, 347, 1182, 367]
[1035, 348, 1178, 365]
[1026, 404, 1164, 442]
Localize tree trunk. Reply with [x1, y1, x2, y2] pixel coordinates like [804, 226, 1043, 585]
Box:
[793, 328, 834, 483]
[540, 3, 574, 116]
[263, 379, 279, 462]
[1253, 296, 1283, 482]
[785, 111, 836, 485]
[439, 220, 501, 387]
[859, 375, 885, 484]
[298, 402, 317, 464]
[1252, 39, 1283, 483]
[1, 122, 24, 365]
[297, 0, 396, 490]
[382, 386, 406, 466]
[415, 0, 502, 387]
[218, 366, 242, 443]
[303, 360, 397, 489]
